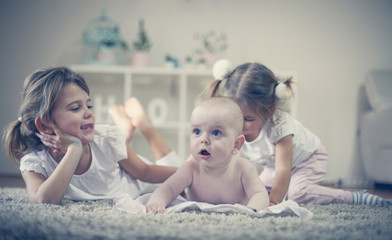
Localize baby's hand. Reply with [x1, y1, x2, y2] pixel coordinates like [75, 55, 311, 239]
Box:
[36, 126, 82, 154]
[146, 202, 166, 214]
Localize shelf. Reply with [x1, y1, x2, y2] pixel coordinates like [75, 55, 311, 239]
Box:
[71, 64, 214, 161]
[70, 64, 213, 77]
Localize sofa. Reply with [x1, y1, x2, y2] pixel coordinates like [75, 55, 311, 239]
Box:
[360, 70, 392, 184]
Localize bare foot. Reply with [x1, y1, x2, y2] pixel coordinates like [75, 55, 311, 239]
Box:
[124, 97, 152, 133]
[124, 98, 173, 161]
[108, 105, 135, 142]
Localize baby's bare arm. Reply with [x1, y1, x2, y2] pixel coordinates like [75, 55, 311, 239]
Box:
[240, 159, 269, 211]
[146, 161, 195, 213]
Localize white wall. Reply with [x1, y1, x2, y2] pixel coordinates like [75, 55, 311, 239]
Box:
[1, 0, 391, 183]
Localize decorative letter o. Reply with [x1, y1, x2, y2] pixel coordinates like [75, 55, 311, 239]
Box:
[147, 98, 168, 124]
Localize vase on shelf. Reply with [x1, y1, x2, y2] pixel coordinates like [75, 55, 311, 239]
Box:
[132, 51, 149, 67]
[202, 53, 220, 69]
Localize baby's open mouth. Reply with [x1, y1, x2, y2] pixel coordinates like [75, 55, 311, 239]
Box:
[199, 149, 210, 156]
[81, 123, 94, 130]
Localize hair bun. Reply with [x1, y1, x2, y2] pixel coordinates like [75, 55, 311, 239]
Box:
[213, 59, 232, 80]
[275, 82, 287, 99]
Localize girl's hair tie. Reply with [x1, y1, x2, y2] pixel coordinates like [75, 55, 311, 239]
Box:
[18, 117, 22, 122]
[213, 59, 232, 81]
[275, 81, 287, 99]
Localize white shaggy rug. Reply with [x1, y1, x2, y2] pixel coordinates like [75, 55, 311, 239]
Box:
[1, 187, 391, 240]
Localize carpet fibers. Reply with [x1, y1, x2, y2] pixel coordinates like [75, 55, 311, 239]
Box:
[1, 187, 391, 240]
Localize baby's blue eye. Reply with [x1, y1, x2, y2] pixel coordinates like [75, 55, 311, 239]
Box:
[88, 105, 94, 109]
[212, 130, 222, 136]
[193, 128, 201, 135]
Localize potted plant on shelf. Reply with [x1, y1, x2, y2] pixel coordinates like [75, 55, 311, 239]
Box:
[132, 19, 152, 67]
[194, 30, 228, 68]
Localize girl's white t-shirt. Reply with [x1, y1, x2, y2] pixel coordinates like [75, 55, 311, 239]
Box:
[19, 125, 160, 200]
[241, 110, 321, 171]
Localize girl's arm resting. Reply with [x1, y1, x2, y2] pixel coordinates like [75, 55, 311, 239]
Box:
[23, 143, 82, 204]
[119, 144, 177, 183]
[146, 162, 193, 213]
[269, 135, 293, 206]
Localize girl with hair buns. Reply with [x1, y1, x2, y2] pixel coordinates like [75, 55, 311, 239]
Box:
[203, 60, 389, 206]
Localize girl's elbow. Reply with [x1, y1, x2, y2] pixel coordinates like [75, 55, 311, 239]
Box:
[29, 193, 61, 205]
[136, 167, 150, 181]
[125, 163, 148, 181]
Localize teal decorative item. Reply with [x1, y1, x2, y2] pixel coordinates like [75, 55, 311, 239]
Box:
[82, 10, 124, 65]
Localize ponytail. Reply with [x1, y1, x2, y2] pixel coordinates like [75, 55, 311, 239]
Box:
[201, 59, 233, 98]
[4, 120, 26, 164]
[201, 79, 223, 98]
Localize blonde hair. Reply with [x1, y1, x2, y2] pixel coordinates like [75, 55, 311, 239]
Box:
[193, 97, 244, 136]
[3, 67, 89, 164]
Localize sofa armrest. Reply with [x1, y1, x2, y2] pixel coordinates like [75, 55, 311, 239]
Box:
[360, 107, 392, 184]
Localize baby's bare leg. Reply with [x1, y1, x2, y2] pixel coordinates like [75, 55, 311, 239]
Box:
[108, 105, 135, 142]
[125, 97, 172, 160]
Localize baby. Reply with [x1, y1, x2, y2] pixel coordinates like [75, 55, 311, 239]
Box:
[146, 97, 269, 213]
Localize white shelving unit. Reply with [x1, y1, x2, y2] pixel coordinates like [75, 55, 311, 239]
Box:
[71, 65, 213, 162]
[71, 65, 297, 163]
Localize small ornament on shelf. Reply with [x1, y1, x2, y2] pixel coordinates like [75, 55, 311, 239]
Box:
[82, 9, 127, 66]
[164, 55, 179, 69]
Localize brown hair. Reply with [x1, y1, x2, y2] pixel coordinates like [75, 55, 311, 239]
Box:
[3, 67, 89, 164]
[204, 62, 293, 118]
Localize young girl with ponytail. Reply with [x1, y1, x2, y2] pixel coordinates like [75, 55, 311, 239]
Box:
[204, 60, 388, 206]
[3, 67, 178, 204]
